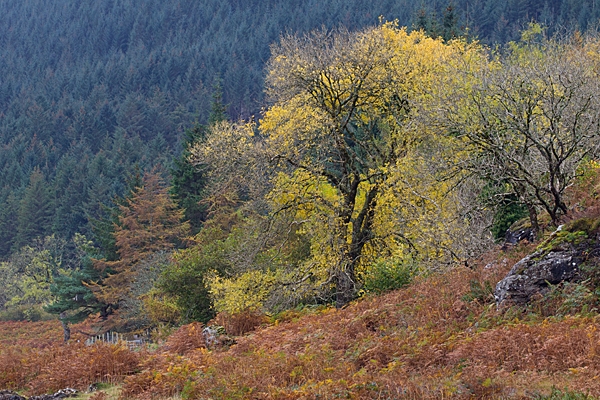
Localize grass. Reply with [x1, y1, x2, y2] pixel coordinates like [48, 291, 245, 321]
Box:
[71, 383, 122, 400]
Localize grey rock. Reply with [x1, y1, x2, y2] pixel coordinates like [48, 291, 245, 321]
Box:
[202, 325, 235, 349]
[202, 325, 226, 348]
[0, 391, 26, 400]
[495, 249, 581, 307]
[28, 388, 77, 400]
[504, 226, 535, 246]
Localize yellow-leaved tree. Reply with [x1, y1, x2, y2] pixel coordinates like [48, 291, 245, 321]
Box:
[188, 24, 489, 313]
[435, 29, 600, 234]
[261, 23, 485, 306]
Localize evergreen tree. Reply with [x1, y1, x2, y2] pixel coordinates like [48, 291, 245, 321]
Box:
[46, 235, 111, 341]
[52, 149, 91, 239]
[442, 2, 461, 41]
[170, 125, 208, 234]
[208, 77, 229, 126]
[414, 8, 431, 33]
[89, 167, 144, 261]
[13, 168, 53, 252]
[170, 81, 228, 233]
[0, 192, 20, 258]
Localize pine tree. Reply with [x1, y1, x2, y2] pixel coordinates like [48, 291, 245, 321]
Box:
[0, 192, 19, 257]
[46, 256, 111, 337]
[208, 77, 228, 126]
[52, 148, 91, 239]
[414, 8, 431, 33]
[89, 167, 143, 261]
[45, 234, 111, 341]
[442, 2, 461, 41]
[170, 125, 207, 234]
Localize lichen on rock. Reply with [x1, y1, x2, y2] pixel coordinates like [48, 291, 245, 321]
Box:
[494, 222, 599, 307]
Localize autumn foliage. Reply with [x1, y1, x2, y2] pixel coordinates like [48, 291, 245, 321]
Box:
[87, 171, 189, 328]
[8, 22, 600, 400]
[1, 245, 600, 398]
[0, 321, 140, 395]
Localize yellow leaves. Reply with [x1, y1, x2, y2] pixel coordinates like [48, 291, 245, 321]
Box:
[258, 23, 490, 291]
[370, 150, 472, 265]
[268, 170, 341, 221]
[190, 120, 257, 170]
[209, 269, 278, 314]
[261, 95, 327, 157]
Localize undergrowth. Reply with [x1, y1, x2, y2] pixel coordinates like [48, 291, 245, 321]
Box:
[6, 195, 600, 399]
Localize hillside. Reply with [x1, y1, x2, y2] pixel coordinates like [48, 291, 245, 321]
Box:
[0, 0, 599, 259]
[2, 242, 600, 399]
[4, 6, 600, 398]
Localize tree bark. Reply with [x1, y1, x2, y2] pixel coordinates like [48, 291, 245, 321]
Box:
[59, 312, 70, 343]
[335, 266, 357, 308]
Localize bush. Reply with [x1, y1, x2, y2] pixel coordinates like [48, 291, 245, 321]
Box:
[534, 387, 596, 399]
[0, 305, 54, 322]
[461, 279, 495, 304]
[361, 258, 416, 295]
[214, 309, 267, 336]
[163, 322, 206, 355]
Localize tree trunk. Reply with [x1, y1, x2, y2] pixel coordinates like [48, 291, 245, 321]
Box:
[527, 203, 539, 239]
[335, 264, 357, 308]
[59, 312, 70, 343]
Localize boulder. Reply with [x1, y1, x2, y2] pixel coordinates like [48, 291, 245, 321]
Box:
[502, 218, 536, 250]
[494, 248, 581, 307]
[28, 388, 77, 400]
[0, 391, 26, 400]
[202, 325, 235, 349]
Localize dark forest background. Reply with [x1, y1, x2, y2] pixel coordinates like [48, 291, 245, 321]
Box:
[0, 0, 597, 259]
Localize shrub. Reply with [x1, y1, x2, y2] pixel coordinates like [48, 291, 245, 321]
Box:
[461, 279, 494, 304]
[140, 289, 182, 325]
[162, 322, 206, 355]
[214, 309, 267, 336]
[0, 305, 55, 322]
[361, 258, 416, 295]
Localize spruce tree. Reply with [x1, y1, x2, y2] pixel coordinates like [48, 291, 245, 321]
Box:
[170, 125, 208, 234]
[170, 80, 229, 233]
[208, 77, 228, 126]
[414, 8, 431, 33]
[442, 2, 461, 41]
[13, 168, 53, 252]
[89, 167, 143, 261]
[0, 192, 19, 257]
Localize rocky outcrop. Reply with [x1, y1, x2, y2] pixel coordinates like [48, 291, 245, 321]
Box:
[493, 214, 600, 310]
[504, 226, 535, 247]
[28, 388, 78, 400]
[493, 217, 600, 308]
[494, 248, 582, 306]
[203, 325, 235, 349]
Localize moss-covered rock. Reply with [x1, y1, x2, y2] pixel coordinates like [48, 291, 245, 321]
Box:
[495, 216, 600, 307]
